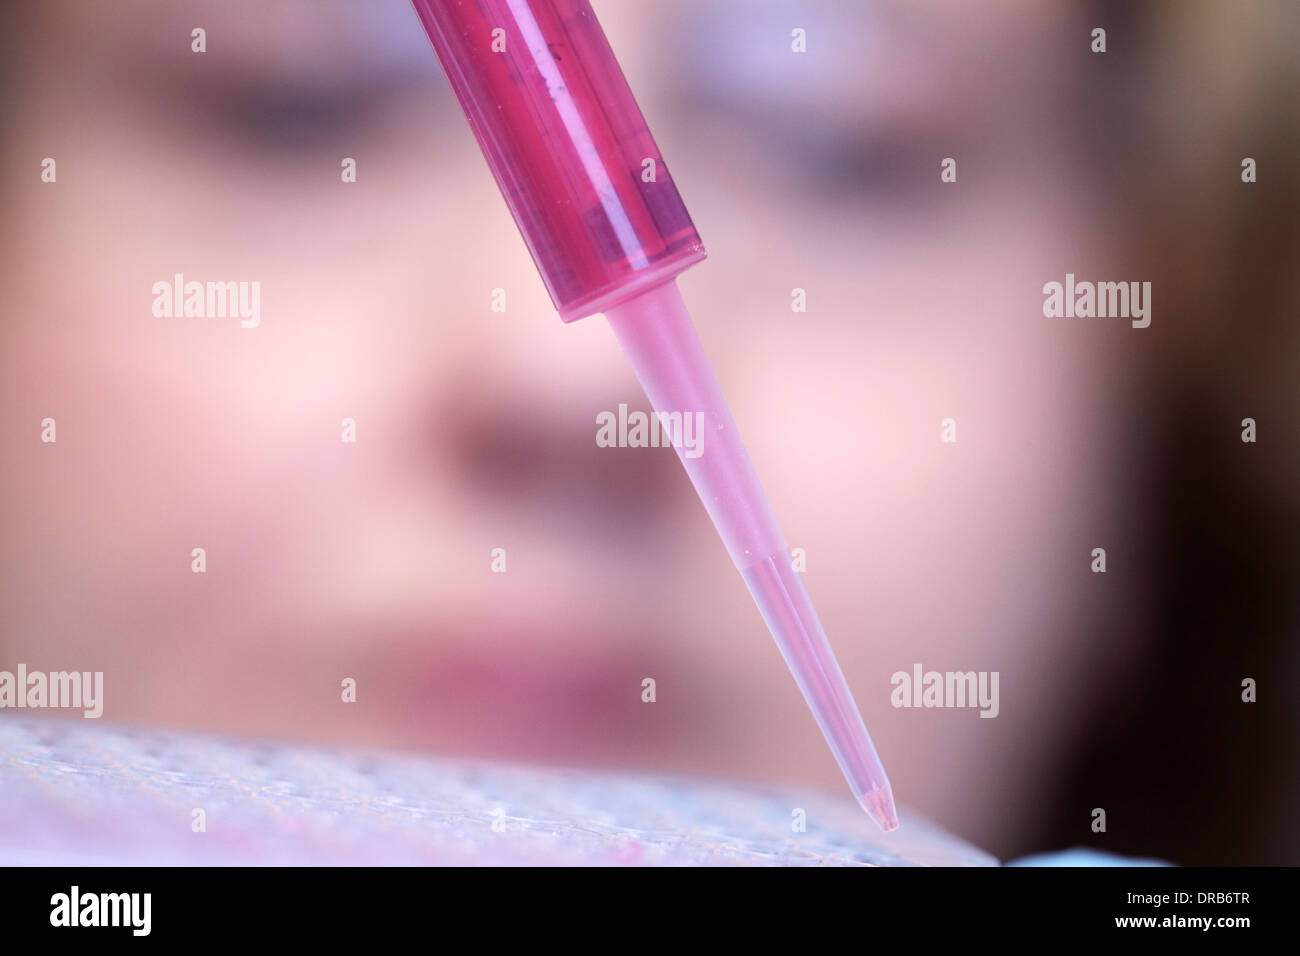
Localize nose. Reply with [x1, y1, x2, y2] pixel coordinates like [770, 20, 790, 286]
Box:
[431, 371, 694, 536]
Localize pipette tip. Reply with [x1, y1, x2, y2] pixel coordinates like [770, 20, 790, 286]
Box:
[858, 786, 900, 832]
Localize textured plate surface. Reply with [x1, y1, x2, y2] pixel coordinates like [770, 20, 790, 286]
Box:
[0, 717, 995, 866]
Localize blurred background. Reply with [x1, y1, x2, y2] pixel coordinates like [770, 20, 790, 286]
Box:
[0, 0, 1296, 864]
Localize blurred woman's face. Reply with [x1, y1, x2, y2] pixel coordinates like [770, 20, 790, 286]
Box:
[1, 0, 1112, 843]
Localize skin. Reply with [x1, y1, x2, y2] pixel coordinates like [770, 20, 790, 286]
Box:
[0, 0, 1130, 853]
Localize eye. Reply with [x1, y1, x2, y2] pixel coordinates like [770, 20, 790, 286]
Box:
[211, 80, 374, 152]
[661, 2, 978, 204]
[757, 121, 949, 202]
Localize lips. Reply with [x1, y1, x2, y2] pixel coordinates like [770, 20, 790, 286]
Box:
[323, 612, 688, 764]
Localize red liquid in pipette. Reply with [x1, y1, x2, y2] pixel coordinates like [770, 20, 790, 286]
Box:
[411, 0, 705, 322]
[412, 0, 897, 830]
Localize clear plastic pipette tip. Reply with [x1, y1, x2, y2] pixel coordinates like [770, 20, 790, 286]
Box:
[859, 785, 900, 832]
[606, 281, 898, 832]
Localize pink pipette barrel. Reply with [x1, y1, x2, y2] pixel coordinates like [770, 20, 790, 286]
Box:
[411, 0, 897, 830]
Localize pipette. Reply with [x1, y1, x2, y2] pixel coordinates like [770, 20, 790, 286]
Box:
[411, 0, 897, 831]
